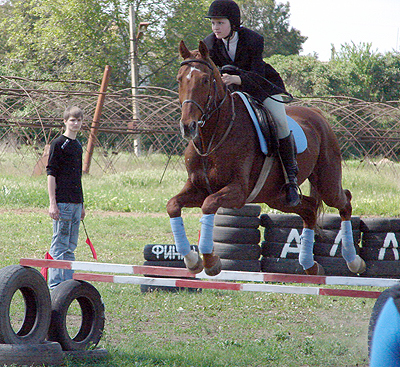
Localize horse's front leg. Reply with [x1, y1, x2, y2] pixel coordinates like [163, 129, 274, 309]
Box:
[167, 180, 207, 274]
[198, 183, 248, 276]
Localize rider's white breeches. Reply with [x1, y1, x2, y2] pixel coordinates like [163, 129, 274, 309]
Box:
[263, 94, 290, 139]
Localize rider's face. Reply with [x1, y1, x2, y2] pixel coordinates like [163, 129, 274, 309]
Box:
[211, 18, 231, 39]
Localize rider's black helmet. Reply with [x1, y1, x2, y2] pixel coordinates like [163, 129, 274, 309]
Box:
[205, 0, 241, 29]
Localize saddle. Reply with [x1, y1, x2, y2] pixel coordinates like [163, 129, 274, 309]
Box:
[243, 93, 279, 156]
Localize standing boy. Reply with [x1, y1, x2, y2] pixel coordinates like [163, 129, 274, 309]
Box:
[46, 106, 85, 289]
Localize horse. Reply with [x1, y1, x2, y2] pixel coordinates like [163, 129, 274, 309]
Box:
[166, 40, 366, 277]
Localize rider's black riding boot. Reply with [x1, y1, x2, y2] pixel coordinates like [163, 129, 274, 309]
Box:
[278, 132, 301, 207]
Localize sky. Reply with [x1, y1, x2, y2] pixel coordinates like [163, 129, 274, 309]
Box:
[287, 0, 400, 61]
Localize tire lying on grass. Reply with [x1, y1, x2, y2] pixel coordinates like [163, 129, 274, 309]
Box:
[0, 341, 64, 366]
[48, 280, 105, 351]
[0, 265, 51, 344]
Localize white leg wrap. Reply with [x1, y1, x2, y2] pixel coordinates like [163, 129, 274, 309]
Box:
[299, 228, 315, 270]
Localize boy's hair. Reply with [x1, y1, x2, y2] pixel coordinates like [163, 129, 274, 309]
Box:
[63, 106, 83, 121]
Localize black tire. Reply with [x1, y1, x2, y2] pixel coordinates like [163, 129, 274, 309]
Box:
[360, 217, 400, 233]
[0, 265, 51, 344]
[260, 213, 303, 230]
[264, 227, 302, 243]
[143, 244, 198, 261]
[316, 215, 361, 230]
[315, 229, 361, 245]
[261, 241, 360, 259]
[143, 260, 185, 268]
[48, 280, 105, 351]
[368, 287, 394, 356]
[215, 214, 260, 228]
[213, 242, 261, 260]
[363, 260, 400, 278]
[362, 232, 400, 248]
[0, 341, 64, 366]
[263, 228, 361, 247]
[213, 227, 260, 244]
[360, 246, 400, 261]
[216, 204, 261, 217]
[220, 259, 261, 272]
[260, 257, 304, 274]
[261, 242, 300, 259]
[313, 256, 355, 276]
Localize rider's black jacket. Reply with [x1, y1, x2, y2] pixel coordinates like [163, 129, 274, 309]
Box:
[203, 26, 287, 102]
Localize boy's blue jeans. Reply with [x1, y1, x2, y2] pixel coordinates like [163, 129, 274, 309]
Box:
[48, 203, 82, 289]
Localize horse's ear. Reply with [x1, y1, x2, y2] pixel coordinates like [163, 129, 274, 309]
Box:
[199, 40, 209, 59]
[179, 40, 191, 59]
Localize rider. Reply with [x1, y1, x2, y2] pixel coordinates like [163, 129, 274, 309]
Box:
[203, 0, 300, 207]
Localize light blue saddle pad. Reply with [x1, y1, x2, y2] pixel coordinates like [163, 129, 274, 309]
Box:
[234, 92, 307, 155]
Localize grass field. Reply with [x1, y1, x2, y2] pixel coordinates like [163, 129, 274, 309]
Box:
[1, 154, 399, 366]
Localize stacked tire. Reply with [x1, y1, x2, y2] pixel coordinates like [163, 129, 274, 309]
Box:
[0, 265, 64, 366]
[0, 265, 107, 366]
[360, 218, 400, 278]
[141, 244, 201, 292]
[260, 213, 362, 276]
[213, 204, 262, 272]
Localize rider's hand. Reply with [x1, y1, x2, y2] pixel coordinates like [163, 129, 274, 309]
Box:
[221, 73, 241, 86]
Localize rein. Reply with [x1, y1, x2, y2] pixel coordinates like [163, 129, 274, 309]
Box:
[180, 58, 234, 157]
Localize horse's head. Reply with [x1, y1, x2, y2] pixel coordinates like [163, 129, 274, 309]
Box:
[177, 40, 225, 140]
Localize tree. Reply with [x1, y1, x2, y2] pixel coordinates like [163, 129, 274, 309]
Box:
[237, 0, 307, 56]
[0, 0, 130, 86]
[0, 0, 306, 89]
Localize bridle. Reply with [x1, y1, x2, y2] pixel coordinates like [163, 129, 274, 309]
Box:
[180, 59, 228, 126]
[179, 58, 235, 156]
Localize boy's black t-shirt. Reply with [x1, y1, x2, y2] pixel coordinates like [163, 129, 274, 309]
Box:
[46, 135, 83, 204]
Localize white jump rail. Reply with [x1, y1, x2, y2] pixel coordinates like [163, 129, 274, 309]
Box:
[20, 258, 397, 298]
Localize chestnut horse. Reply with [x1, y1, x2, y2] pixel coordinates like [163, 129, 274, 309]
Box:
[167, 40, 366, 277]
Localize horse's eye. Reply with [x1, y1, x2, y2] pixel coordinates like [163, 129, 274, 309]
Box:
[202, 76, 209, 85]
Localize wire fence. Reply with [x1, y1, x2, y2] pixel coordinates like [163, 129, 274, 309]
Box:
[1, 75, 399, 176]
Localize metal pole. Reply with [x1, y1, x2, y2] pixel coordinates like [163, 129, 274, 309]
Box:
[129, 4, 141, 156]
[83, 65, 112, 174]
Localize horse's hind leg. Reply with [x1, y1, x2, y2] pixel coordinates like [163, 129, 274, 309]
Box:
[271, 195, 324, 276]
[313, 173, 366, 274]
[338, 189, 366, 273]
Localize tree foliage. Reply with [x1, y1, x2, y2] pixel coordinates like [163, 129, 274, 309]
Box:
[237, 0, 307, 56]
[0, 0, 306, 89]
[268, 42, 400, 102]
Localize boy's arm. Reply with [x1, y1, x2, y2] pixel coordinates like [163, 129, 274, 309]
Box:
[47, 175, 59, 220]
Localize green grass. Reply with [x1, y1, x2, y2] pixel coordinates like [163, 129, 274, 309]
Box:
[1, 154, 398, 366]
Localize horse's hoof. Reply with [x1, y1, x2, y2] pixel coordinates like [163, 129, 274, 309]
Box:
[305, 261, 325, 276]
[184, 251, 203, 274]
[347, 255, 366, 274]
[203, 253, 222, 276]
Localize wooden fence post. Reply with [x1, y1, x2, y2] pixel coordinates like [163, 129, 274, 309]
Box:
[83, 65, 112, 174]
